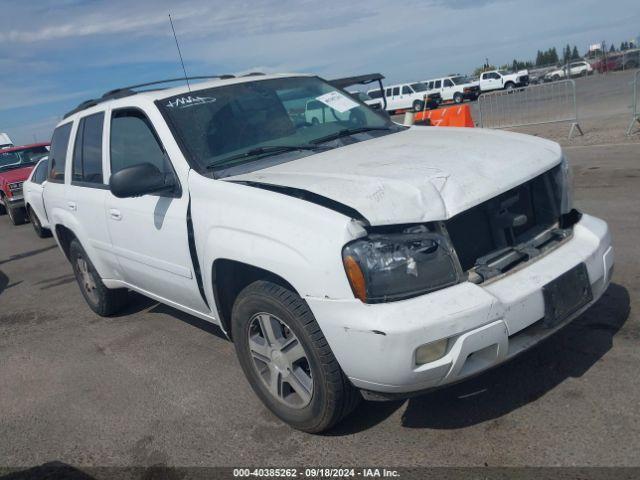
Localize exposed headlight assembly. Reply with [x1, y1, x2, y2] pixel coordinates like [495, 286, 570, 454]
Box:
[8, 182, 23, 191]
[342, 225, 461, 303]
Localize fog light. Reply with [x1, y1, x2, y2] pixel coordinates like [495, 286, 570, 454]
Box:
[415, 339, 448, 365]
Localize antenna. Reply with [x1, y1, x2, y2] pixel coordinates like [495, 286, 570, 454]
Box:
[169, 14, 191, 92]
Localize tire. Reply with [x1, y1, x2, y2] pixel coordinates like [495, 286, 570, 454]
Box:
[0, 195, 5, 215]
[412, 100, 424, 112]
[453, 92, 463, 104]
[69, 239, 129, 316]
[232, 280, 360, 433]
[28, 206, 51, 238]
[504, 82, 515, 91]
[7, 205, 27, 225]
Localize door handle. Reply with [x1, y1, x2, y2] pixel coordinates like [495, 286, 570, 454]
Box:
[67, 201, 77, 211]
[109, 209, 122, 221]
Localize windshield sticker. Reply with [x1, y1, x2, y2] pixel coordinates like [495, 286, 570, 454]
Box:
[166, 95, 217, 109]
[315, 91, 359, 113]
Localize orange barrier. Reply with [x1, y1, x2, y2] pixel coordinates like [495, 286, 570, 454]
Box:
[414, 104, 475, 128]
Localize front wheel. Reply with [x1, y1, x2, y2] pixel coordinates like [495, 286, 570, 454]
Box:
[505, 82, 515, 91]
[69, 239, 129, 316]
[7, 205, 27, 225]
[232, 281, 360, 433]
[412, 100, 424, 112]
[453, 92, 463, 104]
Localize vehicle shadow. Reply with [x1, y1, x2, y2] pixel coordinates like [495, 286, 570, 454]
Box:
[400, 282, 630, 429]
[327, 282, 629, 435]
[0, 244, 57, 266]
[147, 303, 228, 341]
[0, 461, 95, 480]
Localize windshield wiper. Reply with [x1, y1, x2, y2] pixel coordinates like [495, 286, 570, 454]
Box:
[206, 144, 329, 170]
[310, 126, 393, 145]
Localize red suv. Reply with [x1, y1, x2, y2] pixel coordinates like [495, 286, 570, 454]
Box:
[0, 142, 50, 225]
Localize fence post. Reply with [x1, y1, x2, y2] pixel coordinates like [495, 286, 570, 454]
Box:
[568, 79, 584, 139]
[627, 71, 640, 136]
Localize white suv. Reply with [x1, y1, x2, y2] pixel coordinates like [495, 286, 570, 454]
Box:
[423, 75, 480, 103]
[44, 73, 613, 432]
[545, 61, 593, 81]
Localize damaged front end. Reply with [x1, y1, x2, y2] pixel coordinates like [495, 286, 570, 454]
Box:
[446, 161, 579, 284]
[342, 161, 580, 302]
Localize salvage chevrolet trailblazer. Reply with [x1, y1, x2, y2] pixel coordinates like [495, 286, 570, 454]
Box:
[44, 73, 614, 432]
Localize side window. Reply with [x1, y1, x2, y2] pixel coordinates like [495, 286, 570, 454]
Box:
[392, 87, 400, 96]
[110, 109, 167, 175]
[402, 86, 412, 94]
[434, 80, 442, 88]
[72, 112, 105, 185]
[385, 88, 392, 97]
[48, 123, 72, 182]
[369, 90, 382, 99]
[444, 79, 454, 87]
[33, 160, 48, 184]
[428, 81, 434, 89]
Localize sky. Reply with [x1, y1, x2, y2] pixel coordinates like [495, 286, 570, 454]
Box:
[1, 0, 638, 145]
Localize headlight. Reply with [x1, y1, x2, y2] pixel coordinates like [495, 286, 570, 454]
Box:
[342, 225, 460, 303]
[8, 182, 23, 191]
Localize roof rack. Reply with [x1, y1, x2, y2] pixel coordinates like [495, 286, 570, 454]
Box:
[63, 73, 264, 119]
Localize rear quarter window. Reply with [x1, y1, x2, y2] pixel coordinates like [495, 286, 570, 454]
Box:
[48, 123, 72, 182]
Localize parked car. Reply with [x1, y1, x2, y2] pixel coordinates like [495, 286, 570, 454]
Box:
[423, 75, 480, 103]
[545, 61, 593, 81]
[45, 73, 613, 433]
[0, 133, 13, 149]
[23, 156, 51, 237]
[0, 142, 50, 225]
[479, 69, 529, 92]
[366, 82, 438, 113]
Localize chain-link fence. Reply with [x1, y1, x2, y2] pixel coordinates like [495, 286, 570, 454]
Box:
[627, 71, 640, 136]
[477, 80, 583, 139]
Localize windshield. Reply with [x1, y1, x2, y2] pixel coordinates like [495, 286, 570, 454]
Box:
[410, 82, 427, 92]
[158, 76, 397, 176]
[0, 146, 49, 172]
[451, 76, 471, 85]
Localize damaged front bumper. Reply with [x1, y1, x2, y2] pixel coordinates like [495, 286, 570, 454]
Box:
[306, 213, 613, 397]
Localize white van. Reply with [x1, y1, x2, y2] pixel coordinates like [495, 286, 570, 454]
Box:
[367, 82, 430, 113]
[423, 75, 480, 103]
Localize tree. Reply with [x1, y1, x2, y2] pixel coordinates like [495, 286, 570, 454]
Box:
[563, 44, 572, 63]
[535, 50, 543, 66]
[571, 46, 580, 60]
[609, 44, 616, 53]
[550, 47, 559, 64]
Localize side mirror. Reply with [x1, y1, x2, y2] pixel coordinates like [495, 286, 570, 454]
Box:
[109, 163, 176, 199]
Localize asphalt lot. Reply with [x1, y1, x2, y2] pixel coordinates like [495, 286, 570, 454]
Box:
[0, 140, 638, 470]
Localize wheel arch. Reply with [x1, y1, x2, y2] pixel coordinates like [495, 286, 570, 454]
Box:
[212, 258, 299, 339]
[54, 224, 78, 260]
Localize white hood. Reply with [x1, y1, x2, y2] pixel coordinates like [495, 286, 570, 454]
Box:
[227, 127, 562, 226]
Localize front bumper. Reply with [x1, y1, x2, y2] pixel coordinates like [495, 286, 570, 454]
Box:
[307, 214, 613, 395]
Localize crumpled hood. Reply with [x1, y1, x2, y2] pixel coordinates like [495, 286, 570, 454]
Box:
[227, 127, 562, 225]
[0, 166, 34, 186]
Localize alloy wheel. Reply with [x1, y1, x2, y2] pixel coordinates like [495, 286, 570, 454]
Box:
[247, 312, 313, 408]
[76, 255, 99, 304]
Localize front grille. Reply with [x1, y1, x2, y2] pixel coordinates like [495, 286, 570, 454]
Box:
[445, 166, 564, 280]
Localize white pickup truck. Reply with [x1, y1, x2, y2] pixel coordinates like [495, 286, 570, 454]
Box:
[479, 69, 530, 92]
[44, 73, 613, 432]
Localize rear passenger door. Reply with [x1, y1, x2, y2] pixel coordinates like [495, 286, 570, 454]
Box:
[104, 107, 207, 313]
[67, 111, 120, 277]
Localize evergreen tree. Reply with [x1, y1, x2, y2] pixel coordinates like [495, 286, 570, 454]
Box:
[550, 47, 559, 64]
[563, 44, 571, 63]
[609, 44, 616, 53]
[571, 46, 580, 60]
[535, 50, 543, 66]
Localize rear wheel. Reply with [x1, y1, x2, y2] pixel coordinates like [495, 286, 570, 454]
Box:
[412, 100, 424, 112]
[232, 280, 360, 433]
[28, 207, 51, 238]
[69, 239, 129, 316]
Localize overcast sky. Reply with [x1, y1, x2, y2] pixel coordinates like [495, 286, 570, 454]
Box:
[1, 0, 638, 144]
